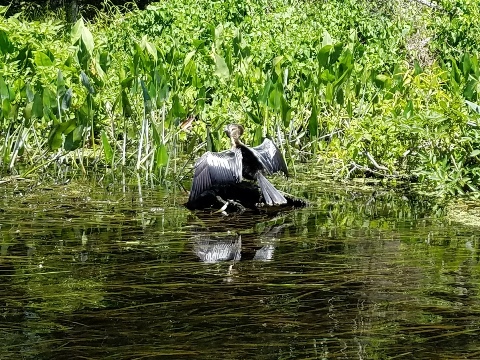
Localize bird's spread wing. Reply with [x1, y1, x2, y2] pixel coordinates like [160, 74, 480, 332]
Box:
[251, 138, 288, 176]
[188, 148, 243, 202]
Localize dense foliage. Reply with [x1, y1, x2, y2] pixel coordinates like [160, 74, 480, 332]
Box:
[0, 0, 479, 197]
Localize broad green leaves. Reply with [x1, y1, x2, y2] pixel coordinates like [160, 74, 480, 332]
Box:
[214, 54, 230, 78]
[71, 18, 95, 55]
[34, 51, 54, 67]
[101, 130, 113, 164]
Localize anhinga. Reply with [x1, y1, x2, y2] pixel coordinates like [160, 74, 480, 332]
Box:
[188, 124, 288, 207]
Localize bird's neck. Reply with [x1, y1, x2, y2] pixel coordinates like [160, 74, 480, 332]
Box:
[230, 137, 243, 148]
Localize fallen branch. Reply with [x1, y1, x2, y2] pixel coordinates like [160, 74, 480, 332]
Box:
[364, 151, 389, 172]
[347, 162, 410, 180]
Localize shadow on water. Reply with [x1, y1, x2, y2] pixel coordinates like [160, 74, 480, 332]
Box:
[0, 179, 479, 359]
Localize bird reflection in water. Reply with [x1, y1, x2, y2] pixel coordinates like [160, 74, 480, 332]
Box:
[192, 223, 289, 265]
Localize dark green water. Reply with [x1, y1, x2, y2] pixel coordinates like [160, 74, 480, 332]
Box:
[1, 179, 479, 359]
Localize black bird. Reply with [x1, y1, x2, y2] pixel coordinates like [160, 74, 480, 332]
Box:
[188, 124, 288, 206]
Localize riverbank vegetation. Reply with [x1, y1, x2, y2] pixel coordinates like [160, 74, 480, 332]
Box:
[0, 0, 479, 198]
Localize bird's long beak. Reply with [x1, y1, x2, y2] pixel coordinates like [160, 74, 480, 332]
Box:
[224, 125, 231, 137]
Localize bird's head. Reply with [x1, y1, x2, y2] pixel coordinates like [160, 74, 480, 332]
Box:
[224, 124, 244, 141]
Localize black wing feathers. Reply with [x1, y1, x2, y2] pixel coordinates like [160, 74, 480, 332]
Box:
[188, 148, 243, 202]
[251, 138, 288, 176]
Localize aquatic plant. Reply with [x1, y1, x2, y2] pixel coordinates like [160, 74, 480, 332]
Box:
[0, 0, 479, 198]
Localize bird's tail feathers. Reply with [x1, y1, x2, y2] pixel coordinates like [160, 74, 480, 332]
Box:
[257, 173, 287, 205]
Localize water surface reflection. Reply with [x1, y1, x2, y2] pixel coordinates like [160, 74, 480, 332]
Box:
[0, 181, 479, 359]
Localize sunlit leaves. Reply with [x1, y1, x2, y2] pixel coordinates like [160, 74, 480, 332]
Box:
[470, 149, 480, 157]
[214, 54, 230, 78]
[0, 75, 9, 101]
[101, 130, 113, 164]
[140, 35, 157, 62]
[465, 100, 480, 114]
[34, 51, 54, 67]
[71, 18, 95, 55]
[156, 144, 169, 168]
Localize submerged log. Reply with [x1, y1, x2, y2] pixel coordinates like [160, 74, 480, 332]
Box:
[185, 181, 307, 214]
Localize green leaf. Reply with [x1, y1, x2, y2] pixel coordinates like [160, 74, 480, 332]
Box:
[57, 70, 65, 96]
[336, 87, 344, 106]
[171, 94, 186, 118]
[321, 30, 333, 48]
[121, 90, 132, 117]
[197, 86, 206, 112]
[71, 18, 84, 43]
[101, 130, 113, 163]
[319, 69, 335, 84]
[470, 149, 480, 157]
[99, 50, 110, 73]
[140, 79, 152, 112]
[206, 126, 216, 152]
[273, 55, 284, 77]
[414, 60, 423, 75]
[43, 106, 57, 122]
[246, 110, 261, 125]
[403, 100, 414, 119]
[0, 30, 13, 54]
[258, 78, 273, 105]
[451, 57, 461, 85]
[141, 35, 157, 61]
[64, 125, 84, 151]
[464, 79, 477, 101]
[466, 100, 480, 114]
[347, 99, 352, 118]
[214, 54, 230, 78]
[192, 39, 205, 49]
[374, 74, 391, 89]
[462, 53, 472, 77]
[184, 50, 196, 67]
[43, 87, 55, 110]
[281, 96, 292, 127]
[2, 98, 11, 118]
[34, 51, 53, 67]
[317, 45, 332, 69]
[26, 83, 34, 103]
[48, 119, 77, 150]
[155, 144, 169, 168]
[120, 76, 134, 89]
[159, 84, 169, 102]
[184, 58, 196, 79]
[0, 75, 8, 100]
[61, 88, 73, 111]
[23, 102, 33, 121]
[268, 82, 283, 111]
[308, 101, 318, 137]
[31, 92, 43, 118]
[81, 24, 94, 55]
[253, 125, 263, 146]
[325, 83, 333, 103]
[80, 71, 95, 94]
[330, 43, 343, 64]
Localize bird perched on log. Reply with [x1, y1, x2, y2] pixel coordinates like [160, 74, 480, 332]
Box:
[187, 124, 289, 208]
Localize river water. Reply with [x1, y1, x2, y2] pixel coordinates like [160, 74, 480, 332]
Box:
[0, 178, 479, 359]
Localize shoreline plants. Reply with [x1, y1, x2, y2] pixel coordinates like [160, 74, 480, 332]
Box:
[0, 0, 479, 198]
